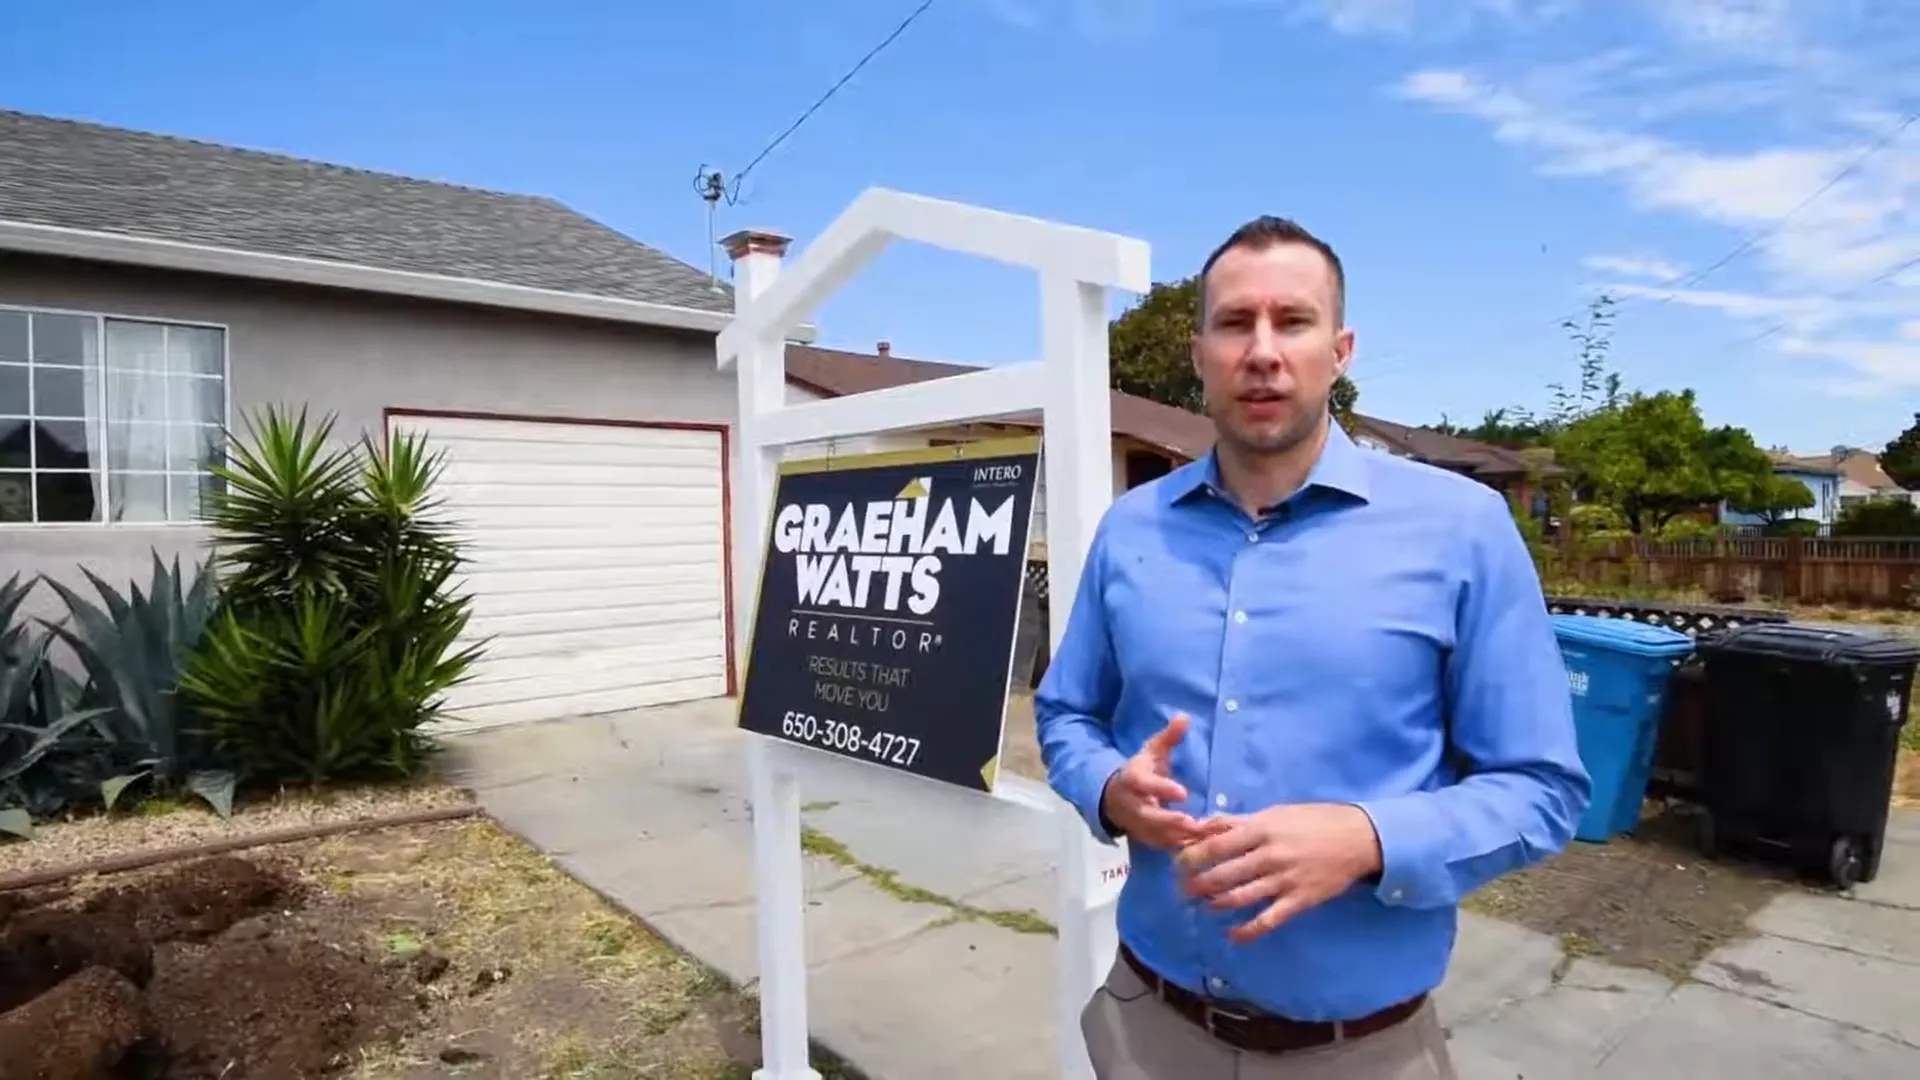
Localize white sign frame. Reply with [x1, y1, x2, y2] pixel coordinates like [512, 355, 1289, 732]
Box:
[719, 188, 1149, 1080]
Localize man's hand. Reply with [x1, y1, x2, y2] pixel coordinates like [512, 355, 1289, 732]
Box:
[1173, 803, 1384, 943]
[1099, 713, 1210, 850]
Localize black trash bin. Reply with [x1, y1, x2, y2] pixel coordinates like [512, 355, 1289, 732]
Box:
[1695, 624, 1919, 887]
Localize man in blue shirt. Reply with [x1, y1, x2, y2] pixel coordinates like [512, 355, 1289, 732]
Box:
[1036, 215, 1590, 1079]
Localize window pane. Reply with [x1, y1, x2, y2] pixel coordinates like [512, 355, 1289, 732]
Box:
[31, 314, 92, 365]
[108, 472, 168, 523]
[104, 320, 166, 372]
[167, 472, 223, 521]
[105, 370, 168, 424]
[0, 313, 24, 362]
[167, 376, 223, 425]
[166, 424, 224, 472]
[0, 417, 25, 470]
[108, 420, 167, 472]
[33, 420, 93, 470]
[36, 472, 98, 523]
[32, 364, 89, 419]
[0, 363, 24, 415]
[166, 326, 223, 376]
[0, 471, 29, 522]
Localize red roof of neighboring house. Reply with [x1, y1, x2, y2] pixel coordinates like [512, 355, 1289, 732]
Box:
[783, 344, 1216, 460]
[1767, 451, 1843, 476]
[782, 344, 1540, 479]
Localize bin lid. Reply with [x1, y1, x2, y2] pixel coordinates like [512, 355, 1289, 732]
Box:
[1702, 623, 1920, 667]
[1550, 614, 1696, 658]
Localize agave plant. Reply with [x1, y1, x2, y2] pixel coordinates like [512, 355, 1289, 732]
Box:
[1, 573, 113, 838]
[180, 404, 485, 785]
[37, 553, 234, 817]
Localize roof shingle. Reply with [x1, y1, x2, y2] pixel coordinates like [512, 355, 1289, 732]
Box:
[0, 109, 732, 312]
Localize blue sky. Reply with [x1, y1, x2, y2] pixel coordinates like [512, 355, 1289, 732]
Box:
[4, 0, 1917, 452]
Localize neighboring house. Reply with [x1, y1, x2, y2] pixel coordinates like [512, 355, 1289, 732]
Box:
[1719, 452, 1841, 533]
[1829, 447, 1919, 509]
[1348, 414, 1559, 515]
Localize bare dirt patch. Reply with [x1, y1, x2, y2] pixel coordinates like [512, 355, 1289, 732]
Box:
[0, 819, 863, 1079]
[1461, 802, 1805, 982]
[0, 854, 413, 1078]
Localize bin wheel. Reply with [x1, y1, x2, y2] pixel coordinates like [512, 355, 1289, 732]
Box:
[1828, 836, 1865, 889]
[1696, 812, 1718, 858]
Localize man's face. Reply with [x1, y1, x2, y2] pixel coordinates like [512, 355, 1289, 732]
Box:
[1191, 241, 1354, 456]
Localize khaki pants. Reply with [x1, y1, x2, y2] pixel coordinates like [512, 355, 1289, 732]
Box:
[1080, 956, 1459, 1080]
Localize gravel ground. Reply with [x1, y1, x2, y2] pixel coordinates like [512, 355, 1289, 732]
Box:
[0, 780, 476, 882]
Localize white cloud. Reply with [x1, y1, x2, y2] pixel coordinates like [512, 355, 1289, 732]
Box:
[1387, 3, 1920, 397]
[1582, 254, 1687, 282]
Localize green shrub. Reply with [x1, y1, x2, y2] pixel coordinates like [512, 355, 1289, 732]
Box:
[1834, 498, 1920, 537]
[179, 406, 484, 784]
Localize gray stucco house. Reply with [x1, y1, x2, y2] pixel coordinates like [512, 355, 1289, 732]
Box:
[1, 109, 1209, 734]
[1, 109, 769, 732]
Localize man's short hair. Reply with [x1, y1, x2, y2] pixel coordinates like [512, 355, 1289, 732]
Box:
[1196, 215, 1346, 325]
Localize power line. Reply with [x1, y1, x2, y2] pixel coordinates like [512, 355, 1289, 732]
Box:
[1550, 112, 1918, 330]
[695, 0, 938, 212]
[1713, 249, 1920, 354]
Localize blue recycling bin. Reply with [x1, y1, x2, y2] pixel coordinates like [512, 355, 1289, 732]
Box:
[1551, 615, 1697, 842]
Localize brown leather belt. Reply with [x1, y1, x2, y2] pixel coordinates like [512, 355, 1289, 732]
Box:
[1120, 944, 1426, 1055]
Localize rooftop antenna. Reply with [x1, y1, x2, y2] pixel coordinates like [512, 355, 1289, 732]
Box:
[695, 166, 728, 289]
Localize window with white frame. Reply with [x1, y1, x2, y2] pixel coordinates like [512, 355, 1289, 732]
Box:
[0, 306, 227, 525]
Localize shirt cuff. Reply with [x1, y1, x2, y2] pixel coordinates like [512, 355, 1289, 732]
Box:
[1353, 794, 1450, 910]
[1066, 750, 1129, 845]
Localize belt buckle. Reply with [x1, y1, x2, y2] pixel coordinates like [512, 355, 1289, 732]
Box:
[1202, 1001, 1253, 1038]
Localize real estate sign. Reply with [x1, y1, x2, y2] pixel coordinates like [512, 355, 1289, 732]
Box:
[736, 436, 1041, 794]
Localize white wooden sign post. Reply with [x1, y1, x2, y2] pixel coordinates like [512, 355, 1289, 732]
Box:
[716, 189, 1150, 1080]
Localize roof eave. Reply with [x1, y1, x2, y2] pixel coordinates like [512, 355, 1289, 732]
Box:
[0, 218, 819, 342]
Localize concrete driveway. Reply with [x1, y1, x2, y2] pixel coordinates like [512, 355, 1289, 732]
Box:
[439, 700, 1920, 1080]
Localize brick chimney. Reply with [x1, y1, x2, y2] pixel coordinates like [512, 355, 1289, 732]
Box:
[876, 341, 891, 357]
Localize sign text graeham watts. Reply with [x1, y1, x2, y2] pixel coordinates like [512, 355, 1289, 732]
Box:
[771, 467, 1022, 634]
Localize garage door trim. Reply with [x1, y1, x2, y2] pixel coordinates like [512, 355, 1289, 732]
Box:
[382, 406, 736, 698]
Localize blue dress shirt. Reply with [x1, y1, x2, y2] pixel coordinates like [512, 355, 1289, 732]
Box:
[1035, 421, 1591, 1022]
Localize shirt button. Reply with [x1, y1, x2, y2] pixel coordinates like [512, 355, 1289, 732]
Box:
[1214, 793, 1228, 808]
[1209, 976, 1227, 992]
[1246, 531, 1259, 543]
[1233, 610, 1247, 624]
[1389, 889, 1405, 904]
[1224, 700, 1239, 712]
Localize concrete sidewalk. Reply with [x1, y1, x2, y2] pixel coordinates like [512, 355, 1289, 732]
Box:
[440, 701, 1920, 1080]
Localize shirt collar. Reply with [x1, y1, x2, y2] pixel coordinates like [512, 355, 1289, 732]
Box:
[1165, 418, 1373, 511]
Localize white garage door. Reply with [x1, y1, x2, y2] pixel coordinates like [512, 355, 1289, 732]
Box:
[386, 411, 732, 732]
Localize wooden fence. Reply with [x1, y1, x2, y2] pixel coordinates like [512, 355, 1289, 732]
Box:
[1542, 536, 1920, 608]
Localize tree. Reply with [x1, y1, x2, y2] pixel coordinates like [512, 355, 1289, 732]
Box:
[1725, 473, 1816, 525]
[1882, 412, 1920, 490]
[1553, 389, 1776, 534]
[1432, 407, 1553, 450]
[1107, 274, 1360, 432]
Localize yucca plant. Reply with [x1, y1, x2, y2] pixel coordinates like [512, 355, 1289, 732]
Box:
[38, 553, 233, 816]
[180, 405, 485, 785]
